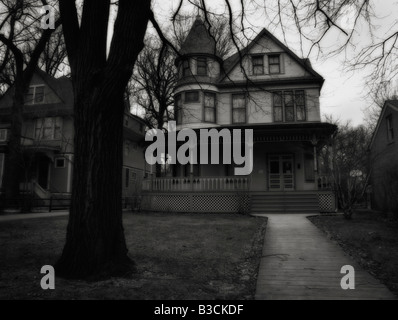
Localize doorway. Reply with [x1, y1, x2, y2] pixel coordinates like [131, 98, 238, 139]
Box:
[268, 154, 294, 191]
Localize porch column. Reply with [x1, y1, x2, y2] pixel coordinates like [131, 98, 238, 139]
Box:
[149, 157, 154, 192]
[311, 136, 318, 190]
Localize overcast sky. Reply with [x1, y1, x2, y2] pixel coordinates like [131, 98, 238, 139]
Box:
[148, 0, 398, 127]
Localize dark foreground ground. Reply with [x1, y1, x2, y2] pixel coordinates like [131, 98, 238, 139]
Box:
[0, 212, 267, 300]
[309, 211, 398, 297]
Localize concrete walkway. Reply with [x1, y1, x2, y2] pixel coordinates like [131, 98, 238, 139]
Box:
[254, 214, 397, 300]
[0, 210, 69, 222]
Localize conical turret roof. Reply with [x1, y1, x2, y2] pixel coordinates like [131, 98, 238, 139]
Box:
[179, 16, 217, 56]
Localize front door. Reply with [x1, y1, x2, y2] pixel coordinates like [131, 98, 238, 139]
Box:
[268, 155, 294, 191]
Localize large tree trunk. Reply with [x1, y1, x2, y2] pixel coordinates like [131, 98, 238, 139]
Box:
[4, 79, 24, 202]
[56, 0, 151, 280]
[56, 79, 132, 279]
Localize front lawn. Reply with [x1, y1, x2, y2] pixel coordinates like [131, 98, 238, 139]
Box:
[0, 212, 267, 300]
[308, 211, 398, 297]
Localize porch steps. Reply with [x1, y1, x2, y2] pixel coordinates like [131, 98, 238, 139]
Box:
[250, 193, 319, 214]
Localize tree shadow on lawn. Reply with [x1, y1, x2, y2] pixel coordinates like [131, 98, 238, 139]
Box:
[0, 212, 267, 300]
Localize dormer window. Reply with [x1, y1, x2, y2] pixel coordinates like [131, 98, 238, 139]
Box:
[25, 85, 45, 105]
[196, 57, 207, 75]
[268, 54, 281, 74]
[252, 55, 264, 75]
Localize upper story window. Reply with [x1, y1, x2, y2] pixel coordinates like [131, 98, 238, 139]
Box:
[273, 90, 306, 122]
[232, 94, 246, 124]
[204, 92, 216, 123]
[0, 129, 7, 142]
[25, 85, 45, 105]
[35, 117, 62, 140]
[185, 91, 199, 103]
[197, 57, 207, 75]
[175, 94, 182, 124]
[387, 115, 394, 142]
[182, 60, 190, 77]
[252, 55, 264, 75]
[268, 54, 281, 74]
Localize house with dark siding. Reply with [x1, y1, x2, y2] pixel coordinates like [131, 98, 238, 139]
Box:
[0, 69, 147, 205]
[369, 100, 398, 214]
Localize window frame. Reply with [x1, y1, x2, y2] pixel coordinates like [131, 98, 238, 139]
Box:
[34, 117, 63, 141]
[125, 168, 130, 188]
[232, 94, 247, 124]
[25, 85, 45, 105]
[272, 90, 307, 123]
[203, 92, 216, 123]
[196, 57, 207, 76]
[386, 115, 395, 142]
[0, 129, 7, 142]
[273, 91, 283, 122]
[175, 94, 182, 124]
[252, 55, 264, 75]
[268, 54, 281, 74]
[182, 59, 190, 77]
[185, 91, 200, 103]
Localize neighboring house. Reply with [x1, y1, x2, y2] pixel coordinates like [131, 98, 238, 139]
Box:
[141, 17, 337, 214]
[369, 100, 398, 213]
[0, 69, 146, 203]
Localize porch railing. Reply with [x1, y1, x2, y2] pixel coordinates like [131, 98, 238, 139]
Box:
[318, 175, 333, 190]
[142, 176, 250, 192]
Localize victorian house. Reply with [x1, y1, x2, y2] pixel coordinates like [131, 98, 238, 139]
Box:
[141, 17, 337, 214]
[0, 69, 146, 207]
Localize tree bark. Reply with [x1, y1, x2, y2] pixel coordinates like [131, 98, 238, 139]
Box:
[56, 0, 151, 279]
[56, 83, 131, 279]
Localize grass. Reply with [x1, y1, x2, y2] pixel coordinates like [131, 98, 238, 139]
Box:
[0, 212, 267, 300]
[308, 210, 398, 297]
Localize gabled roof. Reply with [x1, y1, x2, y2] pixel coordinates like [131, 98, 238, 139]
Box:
[0, 68, 73, 109]
[34, 68, 73, 106]
[220, 28, 324, 83]
[369, 100, 398, 150]
[179, 16, 217, 56]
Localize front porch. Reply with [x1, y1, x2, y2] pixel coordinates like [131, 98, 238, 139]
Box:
[140, 122, 337, 214]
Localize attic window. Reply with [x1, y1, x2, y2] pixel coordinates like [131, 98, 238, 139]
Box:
[252, 55, 264, 75]
[25, 85, 45, 105]
[268, 54, 280, 74]
[387, 115, 394, 142]
[196, 57, 207, 75]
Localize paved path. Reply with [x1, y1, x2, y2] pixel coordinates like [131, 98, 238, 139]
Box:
[254, 214, 396, 300]
[0, 210, 69, 222]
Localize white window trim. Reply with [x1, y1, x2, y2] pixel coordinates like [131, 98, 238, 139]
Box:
[25, 85, 45, 105]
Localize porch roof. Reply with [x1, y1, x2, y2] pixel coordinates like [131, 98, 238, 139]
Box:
[180, 122, 336, 144]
